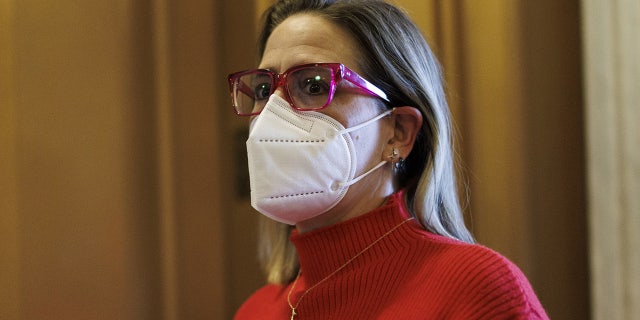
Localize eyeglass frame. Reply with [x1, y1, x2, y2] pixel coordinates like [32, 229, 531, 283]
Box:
[227, 62, 390, 116]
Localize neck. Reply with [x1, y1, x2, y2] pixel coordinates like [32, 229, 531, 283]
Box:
[289, 190, 414, 283]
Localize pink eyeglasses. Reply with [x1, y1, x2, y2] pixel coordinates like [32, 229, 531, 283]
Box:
[228, 63, 390, 116]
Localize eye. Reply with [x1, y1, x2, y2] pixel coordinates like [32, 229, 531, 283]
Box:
[301, 76, 330, 96]
[254, 82, 271, 100]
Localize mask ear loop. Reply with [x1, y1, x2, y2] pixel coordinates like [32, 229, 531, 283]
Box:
[336, 108, 394, 136]
[333, 160, 387, 191]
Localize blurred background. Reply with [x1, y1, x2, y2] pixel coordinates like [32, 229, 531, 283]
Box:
[1, 0, 638, 319]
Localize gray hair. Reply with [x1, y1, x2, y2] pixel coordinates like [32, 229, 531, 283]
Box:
[256, 0, 474, 284]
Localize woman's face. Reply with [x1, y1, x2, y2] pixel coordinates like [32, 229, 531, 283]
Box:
[259, 13, 397, 231]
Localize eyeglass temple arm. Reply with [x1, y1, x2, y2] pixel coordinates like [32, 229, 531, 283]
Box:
[233, 79, 255, 99]
[343, 68, 390, 102]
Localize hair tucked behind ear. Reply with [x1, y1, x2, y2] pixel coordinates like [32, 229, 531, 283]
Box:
[256, 0, 474, 284]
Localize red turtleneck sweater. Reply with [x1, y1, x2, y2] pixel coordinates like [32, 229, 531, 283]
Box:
[235, 191, 548, 319]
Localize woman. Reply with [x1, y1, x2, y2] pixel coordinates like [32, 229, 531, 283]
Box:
[229, 0, 548, 318]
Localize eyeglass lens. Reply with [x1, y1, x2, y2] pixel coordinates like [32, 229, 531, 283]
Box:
[232, 66, 335, 115]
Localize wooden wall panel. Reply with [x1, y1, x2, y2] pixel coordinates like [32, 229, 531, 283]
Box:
[583, 0, 640, 318]
[166, 0, 225, 318]
[519, 1, 588, 319]
[1, 0, 162, 319]
[0, 0, 227, 319]
[456, 0, 533, 266]
[0, 1, 21, 319]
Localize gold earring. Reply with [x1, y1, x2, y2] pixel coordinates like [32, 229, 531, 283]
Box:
[389, 148, 399, 162]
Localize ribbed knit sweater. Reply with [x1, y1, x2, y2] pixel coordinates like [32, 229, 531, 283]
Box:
[235, 191, 548, 319]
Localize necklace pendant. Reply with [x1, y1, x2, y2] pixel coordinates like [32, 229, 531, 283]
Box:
[290, 308, 297, 320]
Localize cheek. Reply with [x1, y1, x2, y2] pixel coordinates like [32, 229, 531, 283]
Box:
[350, 123, 388, 166]
[322, 95, 373, 128]
[324, 97, 391, 158]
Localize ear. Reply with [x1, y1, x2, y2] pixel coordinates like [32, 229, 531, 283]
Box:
[386, 107, 423, 160]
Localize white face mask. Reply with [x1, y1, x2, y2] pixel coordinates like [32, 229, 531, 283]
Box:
[246, 94, 392, 225]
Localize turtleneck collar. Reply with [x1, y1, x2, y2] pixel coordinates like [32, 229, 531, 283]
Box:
[289, 190, 422, 283]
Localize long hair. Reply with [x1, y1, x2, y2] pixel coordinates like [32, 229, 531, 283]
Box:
[256, 0, 474, 284]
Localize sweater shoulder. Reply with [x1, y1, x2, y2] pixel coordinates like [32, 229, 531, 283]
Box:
[409, 227, 521, 271]
[234, 284, 289, 320]
[408, 230, 549, 319]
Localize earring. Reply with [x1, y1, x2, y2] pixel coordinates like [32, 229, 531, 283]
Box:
[395, 156, 405, 170]
[389, 147, 405, 172]
[389, 148, 399, 162]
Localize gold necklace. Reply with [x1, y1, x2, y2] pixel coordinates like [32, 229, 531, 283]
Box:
[286, 216, 414, 320]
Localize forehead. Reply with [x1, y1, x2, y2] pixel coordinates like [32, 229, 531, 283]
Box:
[259, 14, 363, 73]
